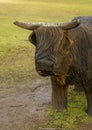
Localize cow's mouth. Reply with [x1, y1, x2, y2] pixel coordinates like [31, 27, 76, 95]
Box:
[37, 70, 69, 78]
[37, 70, 55, 76]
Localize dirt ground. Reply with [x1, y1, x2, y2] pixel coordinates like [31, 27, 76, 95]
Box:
[0, 79, 51, 130]
[0, 78, 92, 130]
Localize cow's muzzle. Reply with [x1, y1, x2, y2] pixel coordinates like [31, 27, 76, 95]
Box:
[36, 59, 55, 76]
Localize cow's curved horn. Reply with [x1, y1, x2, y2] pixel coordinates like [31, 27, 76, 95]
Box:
[61, 19, 80, 30]
[13, 19, 80, 30]
[13, 21, 42, 30]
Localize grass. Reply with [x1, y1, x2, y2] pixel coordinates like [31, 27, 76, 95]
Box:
[40, 89, 92, 130]
[0, 0, 92, 129]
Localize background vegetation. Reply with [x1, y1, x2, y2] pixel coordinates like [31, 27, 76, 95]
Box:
[0, 0, 92, 129]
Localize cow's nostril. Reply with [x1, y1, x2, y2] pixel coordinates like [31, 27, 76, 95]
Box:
[36, 59, 54, 73]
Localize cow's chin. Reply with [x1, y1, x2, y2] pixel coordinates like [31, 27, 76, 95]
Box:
[37, 70, 55, 77]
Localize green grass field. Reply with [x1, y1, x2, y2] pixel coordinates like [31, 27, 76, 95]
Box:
[0, 0, 92, 129]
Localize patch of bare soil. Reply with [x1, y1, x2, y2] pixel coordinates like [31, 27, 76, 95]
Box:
[77, 123, 92, 130]
[0, 79, 51, 130]
[0, 78, 92, 130]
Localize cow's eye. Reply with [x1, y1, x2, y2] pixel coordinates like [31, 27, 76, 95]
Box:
[62, 37, 71, 50]
[63, 40, 70, 50]
[29, 32, 37, 46]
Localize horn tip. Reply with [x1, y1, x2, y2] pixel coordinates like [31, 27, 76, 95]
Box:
[77, 19, 81, 24]
[13, 20, 18, 25]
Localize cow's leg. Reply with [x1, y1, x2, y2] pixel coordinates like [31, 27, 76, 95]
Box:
[51, 76, 68, 110]
[84, 79, 92, 116]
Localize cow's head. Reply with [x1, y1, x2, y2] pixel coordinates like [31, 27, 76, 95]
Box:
[14, 20, 80, 77]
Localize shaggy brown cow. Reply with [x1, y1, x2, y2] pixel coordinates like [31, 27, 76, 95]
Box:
[14, 17, 92, 115]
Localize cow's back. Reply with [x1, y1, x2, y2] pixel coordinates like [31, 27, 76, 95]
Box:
[72, 16, 92, 25]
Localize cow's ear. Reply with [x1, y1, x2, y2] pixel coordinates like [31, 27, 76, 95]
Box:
[29, 32, 37, 46]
